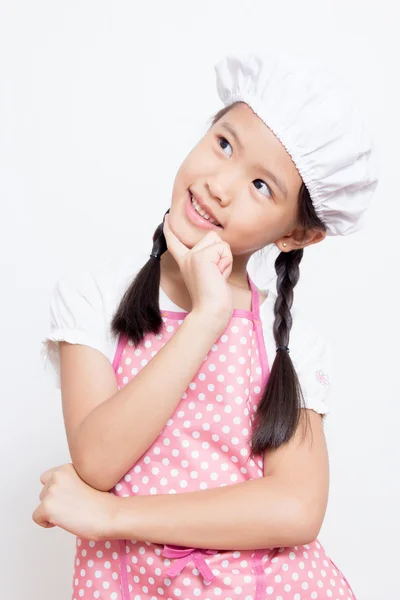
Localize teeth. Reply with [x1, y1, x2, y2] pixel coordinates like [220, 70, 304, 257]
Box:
[191, 194, 220, 226]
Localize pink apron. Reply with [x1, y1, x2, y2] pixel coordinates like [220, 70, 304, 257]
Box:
[71, 274, 357, 600]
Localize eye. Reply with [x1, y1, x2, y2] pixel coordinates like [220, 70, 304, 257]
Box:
[217, 135, 233, 157]
[216, 135, 273, 198]
[253, 179, 272, 198]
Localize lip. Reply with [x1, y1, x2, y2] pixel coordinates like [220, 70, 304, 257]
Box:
[189, 189, 223, 228]
[185, 190, 223, 231]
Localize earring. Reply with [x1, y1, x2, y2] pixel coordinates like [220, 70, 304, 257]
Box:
[283, 242, 287, 247]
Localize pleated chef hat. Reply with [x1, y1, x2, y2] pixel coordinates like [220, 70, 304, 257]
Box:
[214, 50, 379, 236]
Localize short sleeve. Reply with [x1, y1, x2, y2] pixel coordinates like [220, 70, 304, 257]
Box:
[290, 313, 333, 415]
[40, 268, 111, 390]
[260, 291, 333, 415]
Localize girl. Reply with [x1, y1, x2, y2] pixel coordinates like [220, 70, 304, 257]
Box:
[34, 50, 378, 600]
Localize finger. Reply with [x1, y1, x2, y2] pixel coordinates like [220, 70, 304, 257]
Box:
[40, 468, 58, 485]
[39, 479, 51, 502]
[163, 214, 189, 264]
[40, 464, 66, 485]
[190, 230, 224, 253]
[218, 255, 232, 274]
[32, 503, 56, 529]
[206, 240, 232, 265]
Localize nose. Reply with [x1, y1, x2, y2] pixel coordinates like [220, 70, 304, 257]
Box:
[205, 177, 233, 207]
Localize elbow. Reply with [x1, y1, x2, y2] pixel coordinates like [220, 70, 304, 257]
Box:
[71, 456, 112, 492]
[70, 444, 116, 492]
[73, 456, 115, 492]
[294, 498, 326, 545]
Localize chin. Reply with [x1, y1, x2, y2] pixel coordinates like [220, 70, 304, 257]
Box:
[168, 211, 205, 249]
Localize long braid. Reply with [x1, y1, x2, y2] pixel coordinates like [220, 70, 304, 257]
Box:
[273, 249, 303, 346]
[250, 248, 307, 454]
[110, 212, 169, 346]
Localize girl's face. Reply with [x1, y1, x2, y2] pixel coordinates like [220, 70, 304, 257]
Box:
[169, 102, 307, 257]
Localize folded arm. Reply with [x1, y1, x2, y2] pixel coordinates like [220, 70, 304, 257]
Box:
[108, 409, 329, 549]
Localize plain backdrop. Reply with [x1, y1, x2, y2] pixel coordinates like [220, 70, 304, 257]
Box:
[1, 1, 399, 598]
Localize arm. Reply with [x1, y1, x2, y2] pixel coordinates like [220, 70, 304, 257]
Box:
[107, 409, 329, 548]
[62, 310, 227, 492]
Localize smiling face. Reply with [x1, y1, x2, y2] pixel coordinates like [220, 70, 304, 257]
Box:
[169, 102, 307, 259]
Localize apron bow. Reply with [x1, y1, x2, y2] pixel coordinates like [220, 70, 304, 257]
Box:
[161, 544, 218, 583]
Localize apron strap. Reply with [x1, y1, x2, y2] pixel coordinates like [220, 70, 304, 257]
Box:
[247, 273, 261, 320]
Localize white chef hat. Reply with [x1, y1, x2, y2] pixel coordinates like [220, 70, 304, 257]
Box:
[214, 50, 379, 236]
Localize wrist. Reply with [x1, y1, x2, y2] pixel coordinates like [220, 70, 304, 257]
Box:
[100, 493, 126, 540]
[189, 308, 231, 335]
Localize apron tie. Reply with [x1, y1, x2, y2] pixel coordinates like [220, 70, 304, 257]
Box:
[161, 544, 218, 583]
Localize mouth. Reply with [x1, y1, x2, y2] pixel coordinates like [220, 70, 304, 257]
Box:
[189, 190, 223, 228]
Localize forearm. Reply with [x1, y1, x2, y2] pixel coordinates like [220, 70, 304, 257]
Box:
[109, 476, 315, 549]
[71, 311, 227, 492]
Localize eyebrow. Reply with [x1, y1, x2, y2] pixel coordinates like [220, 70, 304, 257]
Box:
[219, 121, 288, 199]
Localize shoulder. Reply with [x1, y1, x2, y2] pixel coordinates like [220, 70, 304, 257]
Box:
[259, 289, 333, 414]
[51, 251, 148, 330]
[41, 251, 149, 389]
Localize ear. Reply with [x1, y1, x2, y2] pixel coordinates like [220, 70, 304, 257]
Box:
[275, 227, 326, 253]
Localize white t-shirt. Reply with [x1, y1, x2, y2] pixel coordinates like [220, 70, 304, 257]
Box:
[40, 252, 333, 414]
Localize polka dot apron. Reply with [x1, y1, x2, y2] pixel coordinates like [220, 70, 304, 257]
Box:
[72, 274, 357, 600]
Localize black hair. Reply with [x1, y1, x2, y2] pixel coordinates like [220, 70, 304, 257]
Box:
[111, 101, 327, 455]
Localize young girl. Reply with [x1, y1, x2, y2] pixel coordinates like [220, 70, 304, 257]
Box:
[33, 50, 378, 600]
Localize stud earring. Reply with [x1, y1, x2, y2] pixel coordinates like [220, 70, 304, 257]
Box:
[283, 242, 287, 247]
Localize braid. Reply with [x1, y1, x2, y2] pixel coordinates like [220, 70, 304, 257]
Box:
[150, 219, 168, 260]
[250, 248, 307, 454]
[111, 211, 169, 346]
[273, 249, 303, 347]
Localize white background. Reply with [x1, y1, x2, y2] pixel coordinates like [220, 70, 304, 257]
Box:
[1, 1, 399, 598]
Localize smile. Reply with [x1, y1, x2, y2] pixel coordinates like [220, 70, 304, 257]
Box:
[190, 193, 221, 227]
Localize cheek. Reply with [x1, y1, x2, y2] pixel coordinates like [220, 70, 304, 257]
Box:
[226, 207, 291, 252]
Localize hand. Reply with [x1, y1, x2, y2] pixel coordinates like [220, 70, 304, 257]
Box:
[32, 463, 117, 541]
[163, 214, 233, 321]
